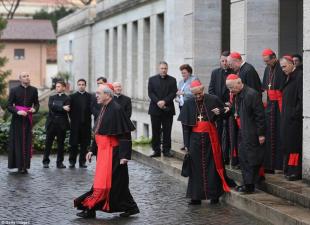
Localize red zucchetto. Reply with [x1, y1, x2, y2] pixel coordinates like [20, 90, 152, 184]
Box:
[229, 52, 242, 60]
[226, 74, 239, 80]
[262, 48, 275, 57]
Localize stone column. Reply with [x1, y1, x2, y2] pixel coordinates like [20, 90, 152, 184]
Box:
[245, 0, 280, 76]
[137, 18, 150, 100]
[126, 22, 138, 98]
[303, 0, 310, 182]
[108, 27, 115, 81]
[117, 25, 127, 88]
[150, 14, 164, 76]
[192, 0, 222, 85]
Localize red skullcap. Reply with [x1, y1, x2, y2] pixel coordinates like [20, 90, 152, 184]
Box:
[226, 74, 239, 80]
[190, 80, 202, 88]
[229, 52, 242, 60]
[262, 48, 275, 57]
[106, 83, 114, 91]
[283, 55, 294, 63]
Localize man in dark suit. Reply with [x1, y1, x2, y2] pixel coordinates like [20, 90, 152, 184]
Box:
[148, 61, 177, 157]
[208, 51, 232, 164]
[43, 80, 70, 169]
[113, 82, 132, 119]
[68, 79, 92, 168]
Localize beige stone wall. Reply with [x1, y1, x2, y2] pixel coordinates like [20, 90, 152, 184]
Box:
[1, 42, 47, 89]
[303, 0, 310, 181]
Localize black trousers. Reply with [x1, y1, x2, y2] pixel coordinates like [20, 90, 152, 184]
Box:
[69, 143, 88, 165]
[43, 123, 67, 165]
[150, 114, 173, 153]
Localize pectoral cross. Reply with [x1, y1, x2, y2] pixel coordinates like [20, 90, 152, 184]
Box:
[268, 83, 272, 90]
[198, 114, 203, 122]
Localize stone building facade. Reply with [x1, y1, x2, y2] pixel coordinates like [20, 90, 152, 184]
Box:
[57, 0, 308, 180]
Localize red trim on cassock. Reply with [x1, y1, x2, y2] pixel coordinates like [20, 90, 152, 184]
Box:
[267, 90, 283, 113]
[82, 135, 119, 211]
[259, 166, 265, 177]
[235, 117, 241, 129]
[233, 148, 237, 157]
[288, 153, 299, 166]
[192, 121, 230, 192]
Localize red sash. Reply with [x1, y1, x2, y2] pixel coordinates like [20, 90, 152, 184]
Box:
[82, 135, 119, 211]
[288, 153, 299, 166]
[16, 105, 33, 157]
[192, 121, 230, 192]
[267, 90, 282, 112]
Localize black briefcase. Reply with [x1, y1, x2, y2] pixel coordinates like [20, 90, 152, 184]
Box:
[181, 153, 191, 177]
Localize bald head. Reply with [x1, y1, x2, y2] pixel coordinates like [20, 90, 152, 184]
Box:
[19, 72, 30, 86]
[112, 82, 122, 95]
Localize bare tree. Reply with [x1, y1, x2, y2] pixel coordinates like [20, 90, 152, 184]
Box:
[1, 0, 21, 19]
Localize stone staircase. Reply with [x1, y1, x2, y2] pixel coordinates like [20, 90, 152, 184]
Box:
[132, 143, 310, 225]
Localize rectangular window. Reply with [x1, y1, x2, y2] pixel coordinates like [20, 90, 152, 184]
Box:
[14, 49, 25, 60]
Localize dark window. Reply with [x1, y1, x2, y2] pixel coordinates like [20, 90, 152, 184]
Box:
[14, 49, 25, 60]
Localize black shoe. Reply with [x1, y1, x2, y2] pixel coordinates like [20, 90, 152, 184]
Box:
[43, 163, 49, 168]
[180, 147, 186, 151]
[119, 208, 140, 217]
[235, 185, 254, 194]
[264, 169, 275, 174]
[150, 152, 161, 157]
[188, 200, 201, 205]
[57, 163, 66, 169]
[79, 164, 87, 168]
[163, 152, 173, 157]
[76, 210, 96, 218]
[285, 174, 302, 181]
[69, 163, 75, 169]
[210, 199, 219, 204]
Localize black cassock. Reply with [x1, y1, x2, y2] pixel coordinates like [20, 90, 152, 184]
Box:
[69, 92, 92, 165]
[262, 61, 287, 171]
[7, 85, 40, 169]
[229, 62, 262, 167]
[178, 94, 232, 201]
[238, 62, 262, 93]
[74, 99, 138, 213]
[114, 94, 132, 119]
[233, 85, 266, 185]
[208, 67, 232, 163]
[281, 69, 303, 177]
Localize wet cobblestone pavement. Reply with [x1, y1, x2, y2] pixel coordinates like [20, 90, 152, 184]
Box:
[0, 155, 261, 225]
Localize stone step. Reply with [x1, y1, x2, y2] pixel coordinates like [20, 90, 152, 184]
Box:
[169, 144, 310, 209]
[133, 146, 310, 225]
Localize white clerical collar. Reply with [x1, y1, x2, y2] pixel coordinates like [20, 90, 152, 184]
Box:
[240, 61, 246, 68]
[114, 94, 121, 98]
[58, 93, 64, 96]
[79, 91, 86, 94]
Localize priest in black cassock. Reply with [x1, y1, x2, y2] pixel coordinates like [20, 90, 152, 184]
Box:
[178, 80, 232, 205]
[7, 72, 40, 174]
[208, 50, 232, 164]
[68, 79, 92, 168]
[280, 56, 303, 181]
[43, 81, 70, 169]
[74, 83, 139, 218]
[113, 82, 132, 119]
[261, 49, 287, 173]
[226, 74, 266, 194]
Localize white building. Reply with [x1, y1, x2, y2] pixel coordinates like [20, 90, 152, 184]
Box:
[57, 0, 309, 180]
